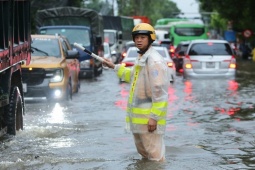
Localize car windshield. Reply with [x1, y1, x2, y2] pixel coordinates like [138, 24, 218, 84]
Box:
[175, 27, 205, 36]
[31, 38, 61, 57]
[188, 42, 233, 55]
[104, 32, 115, 46]
[40, 28, 91, 46]
[160, 43, 170, 50]
[127, 47, 168, 59]
[175, 44, 189, 53]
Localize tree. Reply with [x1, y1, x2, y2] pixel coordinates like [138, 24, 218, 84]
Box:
[116, 0, 180, 25]
[198, 0, 255, 32]
[84, 0, 113, 15]
[30, 0, 181, 31]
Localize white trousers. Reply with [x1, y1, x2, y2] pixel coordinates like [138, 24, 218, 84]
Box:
[133, 133, 165, 162]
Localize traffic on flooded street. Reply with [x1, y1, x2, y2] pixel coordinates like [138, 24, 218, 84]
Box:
[0, 63, 255, 170]
[2, 0, 255, 170]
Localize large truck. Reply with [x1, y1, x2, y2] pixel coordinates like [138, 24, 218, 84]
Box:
[0, 0, 31, 136]
[35, 7, 104, 79]
[120, 16, 135, 43]
[103, 15, 134, 64]
[133, 16, 151, 25]
[103, 15, 123, 64]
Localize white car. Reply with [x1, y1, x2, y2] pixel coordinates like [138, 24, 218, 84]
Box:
[182, 39, 236, 79]
[121, 46, 176, 83]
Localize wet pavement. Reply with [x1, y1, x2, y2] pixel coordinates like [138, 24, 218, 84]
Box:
[0, 61, 255, 170]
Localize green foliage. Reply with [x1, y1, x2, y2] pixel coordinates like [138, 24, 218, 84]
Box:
[198, 0, 255, 32]
[30, 0, 181, 32]
[210, 13, 227, 30]
[116, 0, 180, 25]
[83, 0, 113, 15]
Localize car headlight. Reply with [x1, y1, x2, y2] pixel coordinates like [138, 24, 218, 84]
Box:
[80, 60, 90, 68]
[49, 69, 64, 83]
[111, 50, 116, 55]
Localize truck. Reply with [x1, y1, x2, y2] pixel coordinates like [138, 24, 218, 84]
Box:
[103, 15, 123, 64]
[35, 7, 104, 79]
[0, 0, 31, 136]
[133, 16, 151, 25]
[120, 16, 135, 43]
[103, 15, 134, 64]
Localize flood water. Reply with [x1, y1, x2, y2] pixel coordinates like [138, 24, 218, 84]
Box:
[0, 65, 255, 170]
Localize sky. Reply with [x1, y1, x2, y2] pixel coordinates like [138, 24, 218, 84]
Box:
[171, 0, 202, 22]
[109, 0, 200, 18]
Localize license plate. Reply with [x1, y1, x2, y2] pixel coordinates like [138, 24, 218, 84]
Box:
[206, 62, 215, 68]
[22, 83, 27, 93]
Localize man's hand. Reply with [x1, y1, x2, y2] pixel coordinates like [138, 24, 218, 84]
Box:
[148, 118, 157, 132]
[103, 58, 115, 69]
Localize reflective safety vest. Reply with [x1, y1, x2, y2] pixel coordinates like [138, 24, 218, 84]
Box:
[116, 47, 169, 134]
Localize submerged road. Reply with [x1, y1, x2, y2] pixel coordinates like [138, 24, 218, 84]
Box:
[1, 63, 255, 170]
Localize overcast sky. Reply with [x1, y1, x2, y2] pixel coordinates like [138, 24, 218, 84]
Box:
[171, 0, 202, 23]
[171, 0, 200, 18]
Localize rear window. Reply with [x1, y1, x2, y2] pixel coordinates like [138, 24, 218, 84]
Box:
[156, 48, 167, 58]
[175, 43, 189, 54]
[175, 27, 205, 36]
[188, 42, 233, 55]
[127, 48, 168, 58]
[160, 43, 170, 50]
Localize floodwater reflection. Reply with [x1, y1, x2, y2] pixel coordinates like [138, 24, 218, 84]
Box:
[47, 103, 70, 124]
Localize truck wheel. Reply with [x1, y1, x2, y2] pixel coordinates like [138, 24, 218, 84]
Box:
[6, 86, 24, 135]
[75, 80, 80, 93]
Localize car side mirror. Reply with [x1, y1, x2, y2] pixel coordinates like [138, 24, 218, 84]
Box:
[66, 50, 79, 59]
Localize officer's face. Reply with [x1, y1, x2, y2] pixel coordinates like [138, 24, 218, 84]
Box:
[134, 34, 149, 51]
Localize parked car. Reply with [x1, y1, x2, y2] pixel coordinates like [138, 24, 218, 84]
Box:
[22, 34, 80, 101]
[121, 46, 176, 83]
[173, 41, 190, 72]
[182, 39, 236, 79]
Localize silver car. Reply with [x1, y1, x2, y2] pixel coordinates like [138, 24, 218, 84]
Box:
[121, 46, 176, 83]
[182, 39, 236, 79]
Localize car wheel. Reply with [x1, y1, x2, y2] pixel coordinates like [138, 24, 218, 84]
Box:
[75, 80, 80, 93]
[66, 79, 72, 101]
[5, 86, 24, 135]
[170, 75, 174, 83]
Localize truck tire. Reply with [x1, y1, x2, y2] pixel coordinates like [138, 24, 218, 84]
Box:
[6, 86, 24, 135]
